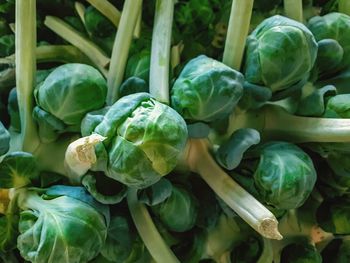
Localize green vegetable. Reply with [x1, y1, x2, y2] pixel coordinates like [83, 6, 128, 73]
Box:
[280, 241, 322, 263]
[151, 185, 198, 232]
[171, 55, 244, 122]
[244, 15, 318, 93]
[16, 186, 109, 263]
[33, 63, 107, 142]
[0, 121, 9, 155]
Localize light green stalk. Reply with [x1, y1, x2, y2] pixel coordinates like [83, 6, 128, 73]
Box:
[86, 0, 121, 27]
[222, 0, 254, 71]
[75, 2, 86, 24]
[15, 0, 40, 153]
[226, 105, 350, 143]
[0, 45, 91, 65]
[284, 0, 303, 22]
[186, 139, 282, 240]
[106, 0, 142, 105]
[44, 16, 109, 76]
[149, 0, 176, 104]
[339, 0, 350, 15]
[127, 189, 180, 263]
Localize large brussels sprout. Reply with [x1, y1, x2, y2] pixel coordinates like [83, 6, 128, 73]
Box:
[74, 92, 188, 189]
[151, 185, 198, 232]
[171, 55, 244, 122]
[244, 15, 318, 92]
[308, 12, 350, 72]
[33, 63, 107, 142]
[16, 186, 109, 263]
[251, 142, 317, 210]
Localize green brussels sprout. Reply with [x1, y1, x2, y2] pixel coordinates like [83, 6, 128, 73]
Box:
[119, 77, 148, 98]
[251, 142, 317, 210]
[322, 239, 350, 263]
[84, 6, 115, 39]
[323, 94, 350, 118]
[0, 121, 9, 155]
[316, 197, 350, 234]
[315, 39, 344, 75]
[74, 92, 188, 189]
[0, 34, 14, 57]
[0, 152, 39, 189]
[151, 185, 198, 232]
[308, 12, 350, 72]
[16, 186, 109, 263]
[125, 50, 151, 83]
[33, 63, 107, 142]
[244, 15, 318, 92]
[280, 242, 322, 263]
[171, 55, 244, 122]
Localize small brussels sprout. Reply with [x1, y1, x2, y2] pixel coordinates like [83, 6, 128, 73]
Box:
[119, 77, 148, 98]
[323, 94, 350, 118]
[0, 121, 10, 156]
[33, 63, 107, 142]
[244, 15, 318, 92]
[0, 34, 15, 57]
[151, 185, 198, 232]
[280, 242, 322, 263]
[171, 55, 244, 122]
[84, 6, 115, 39]
[17, 186, 109, 263]
[125, 50, 151, 83]
[316, 197, 350, 234]
[315, 39, 344, 75]
[0, 152, 39, 189]
[252, 142, 317, 210]
[308, 12, 350, 71]
[68, 92, 188, 189]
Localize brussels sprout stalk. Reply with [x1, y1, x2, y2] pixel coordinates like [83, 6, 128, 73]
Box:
[44, 16, 109, 76]
[127, 189, 180, 263]
[15, 0, 40, 153]
[106, 0, 142, 105]
[186, 139, 283, 240]
[339, 0, 350, 15]
[227, 105, 350, 143]
[86, 0, 121, 27]
[149, 0, 176, 104]
[222, 0, 253, 71]
[283, 0, 303, 22]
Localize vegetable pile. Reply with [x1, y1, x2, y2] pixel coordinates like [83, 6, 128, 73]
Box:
[1, 0, 350, 262]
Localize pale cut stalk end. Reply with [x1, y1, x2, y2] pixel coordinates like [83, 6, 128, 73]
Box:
[259, 218, 283, 240]
[64, 134, 106, 183]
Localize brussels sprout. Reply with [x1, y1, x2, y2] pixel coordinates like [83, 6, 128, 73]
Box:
[67, 92, 188, 189]
[280, 242, 322, 263]
[151, 185, 198, 232]
[322, 239, 350, 263]
[125, 50, 151, 83]
[16, 186, 109, 263]
[0, 34, 14, 57]
[119, 77, 148, 98]
[244, 15, 318, 92]
[251, 142, 317, 210]
[315, 39, 344, 75]
[84, 6, 115, 39]
[33, 63, 107, 142]
[308, 12, 350, 72]
[0, 121, 9, 155]
[171, 55, 244, 122]
[316, 197, 350, 234]
[0, 152, 39, 189]
[323, 94, 350, 118]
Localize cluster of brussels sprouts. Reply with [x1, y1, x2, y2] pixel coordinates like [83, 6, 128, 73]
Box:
[1, 0, 350, 263]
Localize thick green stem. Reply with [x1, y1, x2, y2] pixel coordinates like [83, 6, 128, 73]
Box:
[106, 0, 142, 105]
[284, 0, 303, 22]
[222, 0, 253, 71]
[149, 0, 175, 104]
[127, 188, 180, 263]
[339, 0, 350, 15]
[227, 105, 350, 143]
[86, 0, 121, 27]
[1, 45, 91, 66]
[186, 139, 282, 240]
[44, 16, 109, 76]
[16, 0, 40, 153]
